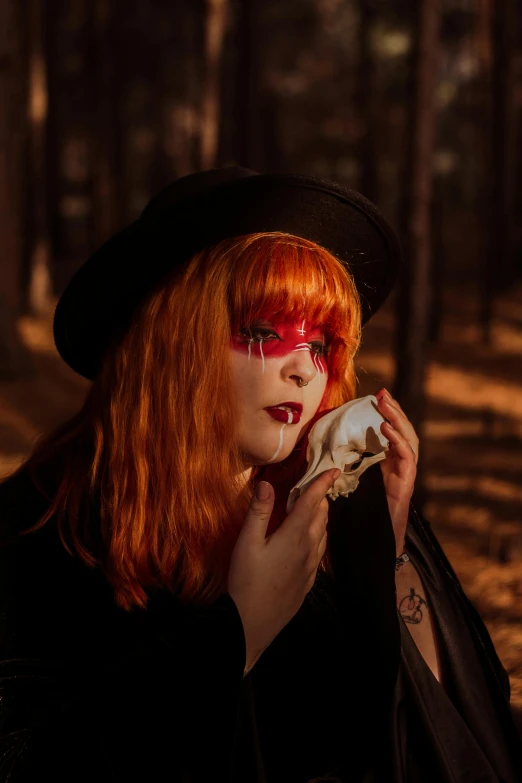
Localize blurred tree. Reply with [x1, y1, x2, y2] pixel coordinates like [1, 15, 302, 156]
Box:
[428, 5, 477, 344]
[44, 0, 96, 296]
[355, 0, 378, 201]
[393, 0, 441, 509]
[0, 0, 34, 378]
[478, 0, 517, 343]
[155, 0, 204, 185]
[88, 0, 123, 246]
[427, 194, 444, 344]
[24, 0, 53, 319]
[118, 1, 204, 213]
[476, 0, 496, 343]
[5, 0, 521, 376]
[234, 0, 263, 170]
[217, 0, 283, 173]
[115, 4, 167, 220]
[201, 0, 228, 169]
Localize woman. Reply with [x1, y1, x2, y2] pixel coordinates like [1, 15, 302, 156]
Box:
[0, 167, 520, 783]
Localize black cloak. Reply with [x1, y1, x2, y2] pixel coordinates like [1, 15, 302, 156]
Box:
[231, 472, 522, 783]
[0, 461, 520, 783]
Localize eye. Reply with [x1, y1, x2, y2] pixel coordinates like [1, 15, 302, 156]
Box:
[310, 341, 330, 358]
[238, 327, 330, 357]
[239, 326, 281, 342]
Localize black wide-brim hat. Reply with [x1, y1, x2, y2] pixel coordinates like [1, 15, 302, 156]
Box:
[53, 167, 402, 381]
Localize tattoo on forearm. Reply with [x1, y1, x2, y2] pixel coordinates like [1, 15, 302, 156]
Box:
[399, 587, 427, 624]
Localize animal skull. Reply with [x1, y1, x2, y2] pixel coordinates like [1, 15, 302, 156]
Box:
[286, 395, 389, 513]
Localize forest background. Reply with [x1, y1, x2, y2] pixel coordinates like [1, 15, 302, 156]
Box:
[1, 0, 522, 731]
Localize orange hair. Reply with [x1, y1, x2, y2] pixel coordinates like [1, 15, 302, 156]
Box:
[7, 232, 362, 611]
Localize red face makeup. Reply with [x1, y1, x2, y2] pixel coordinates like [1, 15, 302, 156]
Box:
[229, 316, 331, 467]
[230, 317, 330, 366]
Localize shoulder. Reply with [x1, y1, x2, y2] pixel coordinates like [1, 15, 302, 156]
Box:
[0, 469, 152, 668]
[0, 465, 182, 644]
[0, 464, 43, 546]
[0, 465, 112, 620]
[0, 464, 209, 652]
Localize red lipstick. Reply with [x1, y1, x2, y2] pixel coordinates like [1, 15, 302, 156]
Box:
[264, 402, 302, 424]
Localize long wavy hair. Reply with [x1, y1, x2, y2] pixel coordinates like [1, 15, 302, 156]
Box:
[6, 232, 362, 611]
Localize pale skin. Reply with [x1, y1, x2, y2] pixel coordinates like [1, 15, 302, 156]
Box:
[229, 315, 330, 482]
[229, 316, 444, 686]
[375, 388, 444, 686]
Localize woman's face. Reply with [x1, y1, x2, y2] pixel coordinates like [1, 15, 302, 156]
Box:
[229, 316, 330, 468]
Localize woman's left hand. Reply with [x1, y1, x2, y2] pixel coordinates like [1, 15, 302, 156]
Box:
[375, 388, 419, 557]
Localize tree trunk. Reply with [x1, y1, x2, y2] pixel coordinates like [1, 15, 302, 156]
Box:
[355, 0, 378, 202]
[475, 0, 515, 340]
[393, 0, 441, 510]
[428, 193, 444, 344]
[488, 0, 517, 290]
[0, 0, 35, 378]
[88, 0, 122, 246]
[201, 0, 229, 169]
[44, 0, 95, 295]
[234, 0, 263, 170]
[476, 0, 494, 342]
[25, 0, 53, 319]
[160, 0, 204, 180]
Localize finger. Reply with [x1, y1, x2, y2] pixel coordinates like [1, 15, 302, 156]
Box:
[383, 394, 419, 451]
[306, 498, 330, 544]
[388, 394, 409, 420]
[317, 528, 328, 561]
[378, 397, 418, 448]
[378, 397, 419, 451]
[381, 421, 417, 464]
[299, 468, 340, 513]
[377, 394, 408, 425]
[376, 388, 400, 405]
[378, 389, 408, 420]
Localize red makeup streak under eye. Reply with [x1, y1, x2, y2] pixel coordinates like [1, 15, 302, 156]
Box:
[231, 319, 330, 360]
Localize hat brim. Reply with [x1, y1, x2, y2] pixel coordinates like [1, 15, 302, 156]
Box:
[53, 173, 402, 380]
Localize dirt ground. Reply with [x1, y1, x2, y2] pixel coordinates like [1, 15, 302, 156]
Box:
[1, 282, 521, 734]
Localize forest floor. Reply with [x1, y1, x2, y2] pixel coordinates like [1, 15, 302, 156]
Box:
[0, 280, 521, 734]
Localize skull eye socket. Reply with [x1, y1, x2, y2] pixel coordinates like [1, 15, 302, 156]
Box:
[345, 452, 375, 471]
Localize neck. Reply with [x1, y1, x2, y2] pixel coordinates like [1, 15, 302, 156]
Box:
[237, 466, 253, 491]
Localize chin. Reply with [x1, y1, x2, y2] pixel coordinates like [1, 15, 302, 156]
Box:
[271, 444, 300, 463]
[248, 444, 296, 466]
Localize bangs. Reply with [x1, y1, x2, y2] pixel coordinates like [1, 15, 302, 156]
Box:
[226, 233, 359, 342]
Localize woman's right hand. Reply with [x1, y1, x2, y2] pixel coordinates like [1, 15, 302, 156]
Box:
[227, 467, 341, 673]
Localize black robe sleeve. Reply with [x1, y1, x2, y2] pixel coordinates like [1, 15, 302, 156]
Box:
[0, 471, 247, 783]
[0, 464, 402, 783]
[392, 502, 522, 782]
[231, 464, 401, 783]
[409, 504, 514, 704]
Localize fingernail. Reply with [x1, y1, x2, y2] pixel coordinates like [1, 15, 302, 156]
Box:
[255, 481, 270, 500]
